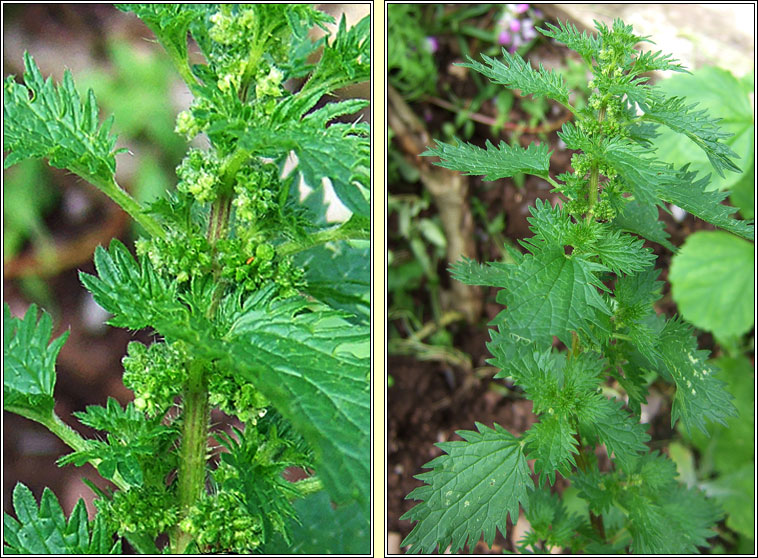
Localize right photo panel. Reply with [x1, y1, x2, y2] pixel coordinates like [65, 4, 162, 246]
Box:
[386, 3, 756, 555]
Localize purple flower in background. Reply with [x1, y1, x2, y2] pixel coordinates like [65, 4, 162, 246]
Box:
[425, 36, 439, 53]
[498, 30, 512, 45]
[514, 3, 530, 14]
[509, 18, 521, 33]
[522, 18, 537, 40]
[508, 34, 523, 53]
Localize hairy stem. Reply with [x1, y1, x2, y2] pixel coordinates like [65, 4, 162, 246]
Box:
[77, 171, 165, 239]
[172, 360, 210, 554]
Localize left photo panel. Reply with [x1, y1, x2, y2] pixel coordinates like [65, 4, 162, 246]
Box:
[3, 3, 372, 555]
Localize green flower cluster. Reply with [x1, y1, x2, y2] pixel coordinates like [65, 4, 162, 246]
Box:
[216, 239, 306, 298]
[208, 365, 269, 423]
[122, 341, 186, 416]
[232, 162, 279, 224]
[136, 230, 212, 285]
[176, 148, 221, 204]
[179, 490, 264, 554]
[98, 484, 179, 538]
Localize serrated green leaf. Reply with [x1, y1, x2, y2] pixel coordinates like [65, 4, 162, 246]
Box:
[657, 317, 738, 435]
[58, 397, 176, 488]
[4, 53, 118, 183]
[601, 136, 667, 208]
[627, 483, 721, 553]
[80, 239, 182, 330]
[423, 139, 551, 181]
[521, 485, 584, 549]
[524, 414, 578, 486]
[537, 20, 600, 64]
[305, 14, 370, 93]
[294, 239, 369, 325]
[650, 66, 753, 192]
[3, 303, 68, 418]
[3, 483, 120, 554]
[223, 297, 370, 514]
[238, 117, 369, 219]
[571, 466, 617, 514]
[586, 227, 656, 276]
[262, 491, 369, 554]
[493, 244, 612, 347]
[614, 199, 676, 252]
[449, 257, 514, 287]
[400, 423, 531, 554]
[460, 49, 570, 106]
[669, 231, 754, 338]
[590, 398, 650, 470]
[659, 166, 754, 241]
[644, 94, 741, 178]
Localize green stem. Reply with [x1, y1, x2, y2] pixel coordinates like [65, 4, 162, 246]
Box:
[76, 169, 165, 239]
[172, 360, 210, 554]
[277, 225, 370, 257]
[7, 406, 131, 491]
[586, 106, 606, 223]
[544, 175, 563, 191]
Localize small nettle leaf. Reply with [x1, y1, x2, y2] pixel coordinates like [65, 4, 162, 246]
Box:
[460, 49, 570, 106]
[400, 423, 531, 554]
[613, 198, 677, 253]
[305, 14, 370, 92]
[521, 485, 584, 550]
[656, 317, 738, 436]
[524, 414, 578, 486]
[658, 166, 755, 241]
[3, 303, 68, 417]
[79, 239, 184, 330]
[631, 49, 688, 76]
[58, 397, 177, 489]
[537, 20, 600, 64]
[623, 470, 722, 554]
[583, 226, 656, 276]
[3, 53, 119, 183]
[423, 139, 552, 181]
[3, 483, 121, 554]
[587, 397, 651, 470]
[571, 465, 617, 515]
[449, 256, 513, 287]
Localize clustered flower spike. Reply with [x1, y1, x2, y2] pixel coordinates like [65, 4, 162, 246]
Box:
[176, 149, 221, 204]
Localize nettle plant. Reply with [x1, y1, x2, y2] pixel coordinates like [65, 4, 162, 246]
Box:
[401, 19, 754, 554]
[3, 4, 369, 555]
